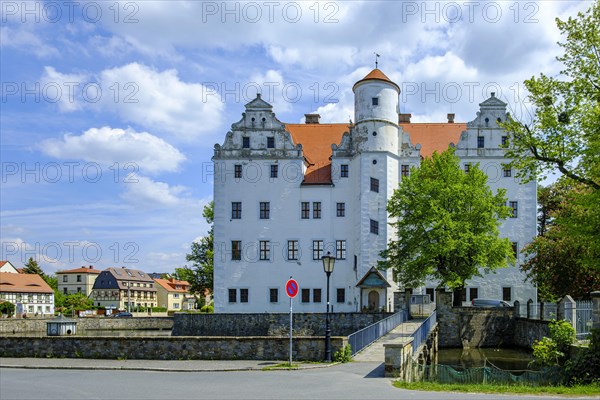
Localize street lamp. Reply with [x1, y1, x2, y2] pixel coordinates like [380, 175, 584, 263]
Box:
[322, 251, 336, 362]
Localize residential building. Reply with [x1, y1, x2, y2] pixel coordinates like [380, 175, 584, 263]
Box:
[0, 272, 54, 316]
[90, 267, 157, 310]
[57, 265, 100, 296]
[0, 261, 18, 274]
[154, 277, 196, 311]
[212, 68, 537, 313]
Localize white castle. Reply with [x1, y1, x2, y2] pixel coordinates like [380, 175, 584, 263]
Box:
[212, 68, 537, 313]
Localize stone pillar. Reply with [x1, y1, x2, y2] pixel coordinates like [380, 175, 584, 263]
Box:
[384, 338, 414, 379]
[393, 291, 403, 313]
[405, 290, 412, 320]
[527, 299, 533, 319]
[513, 300, 520, 318]
[591, 291, 600, 331]
[559, 295, 576, 329]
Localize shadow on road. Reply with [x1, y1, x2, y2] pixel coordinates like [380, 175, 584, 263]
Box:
[363, 362, 385, 378]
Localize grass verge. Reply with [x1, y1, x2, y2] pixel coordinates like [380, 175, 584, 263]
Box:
[393, 381, 600, 396]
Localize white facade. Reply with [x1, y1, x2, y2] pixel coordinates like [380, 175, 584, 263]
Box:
[213, 69, 537, 313]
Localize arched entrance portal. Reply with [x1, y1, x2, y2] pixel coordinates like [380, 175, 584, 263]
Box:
[368, 290, 380, 311]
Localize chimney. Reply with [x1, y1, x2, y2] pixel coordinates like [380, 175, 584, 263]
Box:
[447, 113, 455, 123]
[304, 114, 321, 124]
[170, 277, 175, 283]
[399, 113, 412, 123]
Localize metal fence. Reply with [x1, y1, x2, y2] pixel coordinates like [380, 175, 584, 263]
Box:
[575, 300, 593, 339]
[348, 308, 408, 356]
[411, 310, 437, 354]
[515, 299, 593, 339]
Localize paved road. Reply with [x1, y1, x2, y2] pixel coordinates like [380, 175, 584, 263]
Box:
[0, 362, 590, 400]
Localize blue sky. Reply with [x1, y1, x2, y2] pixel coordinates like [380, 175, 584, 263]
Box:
[0, 0, 591, 275]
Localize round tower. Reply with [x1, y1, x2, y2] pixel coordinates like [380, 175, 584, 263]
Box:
[352, 69, 400, 152]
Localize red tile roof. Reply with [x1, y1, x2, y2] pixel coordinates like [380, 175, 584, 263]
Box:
[57, 266, 101, 274]
[400, 123, 466, 157]
[285, 124, 350, 184]
[353, 68, 400, 92]
[0, 272, 53, 294]
[0, 261, 7, 267]
[154, 278, 191, 293]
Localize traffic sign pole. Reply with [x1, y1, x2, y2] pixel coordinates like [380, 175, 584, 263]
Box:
[285, 277, 298, 368]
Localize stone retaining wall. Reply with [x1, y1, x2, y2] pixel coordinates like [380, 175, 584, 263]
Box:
[512, 317, 551, 348]
[0, 317, 173, 334]
[173, 312, 389, 336]
[0, 335, 346, 361]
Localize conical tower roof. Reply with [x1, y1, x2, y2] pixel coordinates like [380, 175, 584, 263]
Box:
[353, 68, 400, 92]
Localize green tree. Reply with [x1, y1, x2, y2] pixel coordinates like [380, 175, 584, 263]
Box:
[502, 1, 600, 190]
[379, 149, 514, 305]
[0, 301, 16, 316]
[175, 202, 214, 300]
[22, 257, 45, 276]
[522, 180, 600, 300]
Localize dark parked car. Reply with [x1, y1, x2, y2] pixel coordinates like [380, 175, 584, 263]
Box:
[471, 299, 512, 308]
[114, 312, 133, 318]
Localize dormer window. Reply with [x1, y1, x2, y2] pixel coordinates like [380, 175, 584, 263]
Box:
[372, 97, 379, 106]
[243, 137, 250, 148]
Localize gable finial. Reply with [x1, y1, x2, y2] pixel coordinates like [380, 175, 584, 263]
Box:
[374, 52, 380, 69]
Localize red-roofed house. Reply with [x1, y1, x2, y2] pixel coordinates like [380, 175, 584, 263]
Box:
[0, 272, 54, 316]
[0, 261, 18, 274]
[212, 68, 537, 313]
[57, 265, 101, 297]
[154, 278, 195, 311]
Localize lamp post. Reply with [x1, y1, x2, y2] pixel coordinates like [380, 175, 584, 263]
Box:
[321, 251, 336, 362]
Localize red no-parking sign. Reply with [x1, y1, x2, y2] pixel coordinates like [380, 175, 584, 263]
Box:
[286, 279, 299, 298]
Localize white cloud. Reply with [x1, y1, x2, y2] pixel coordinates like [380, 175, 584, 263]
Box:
[40, 66, 90, 112]
[40, 126, 186, 174]
[0, 26, 59, 58]
[39, 63, 225, 142]
[120, 176, 188, 207]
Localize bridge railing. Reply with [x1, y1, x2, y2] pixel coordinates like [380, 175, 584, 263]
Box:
[348, 308, 408, 356]
[411, 310, 437, 354]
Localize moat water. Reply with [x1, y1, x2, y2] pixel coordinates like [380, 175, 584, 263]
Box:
[437, 347, 534, 371]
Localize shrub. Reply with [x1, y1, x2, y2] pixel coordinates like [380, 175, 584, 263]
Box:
[200, 305, 214, 313]
[531, 320, 576, 367]
[0, 301, 15, 316]
[565, 329, 600, 385]
[333, 344, 352, 363]
[550, 320, 575, 354]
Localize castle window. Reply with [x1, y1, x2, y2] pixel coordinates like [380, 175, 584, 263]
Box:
[234, 164, 242, 178]
[240, 288, 249, 303]
[313, 289, 322, 303]
[337, 288, 346, 303]
[301, 289, 310, 303]
[464, 163, 471, 173]
[370, 177, 379, 193]
[509, 201, 518, 218]
[259, 202, 270, 219]
[512, 242, 518, 259]
[401, 165, 410, 177]
[336, 240, 346, 260]
[372, 131, 377, 137]
[502, 136, 509, 146]
[259, 241, 270, 260]
[267, 137, 275, 148]
[232, 241, 242, 260]
[231, 202, 242, 219]
[313, 202, 321, 219]
[301, 202, 310, 219]
[341, 164, 349, 177]
[370, 219, 379, 235]
[477, 136, 485, 148]
[336, 202, 345, 217]
[502, 287, 512, 302]
[287, 240, 299, 260]
[469, 287, 479, 301]
[270, 164, 278, 178]
[228, 289, 237, 303]
[270, 288, 278, 303]
[242, 137, 250, 148]
[372, 97, 379, 106]
[503, 165, 512, 177]
[313, 240, 323, 260]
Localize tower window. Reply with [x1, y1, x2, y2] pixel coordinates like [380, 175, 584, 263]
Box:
[372, 97, 379, 106]
[372, 131, 377, 137]
[270, 164, 278, 178]
[234, 164, 242, 178]
[231, 202, 242, 219]
[340, 164, 349, 178]
[370, 219, 379, 235]
[370, 177, 379, 193]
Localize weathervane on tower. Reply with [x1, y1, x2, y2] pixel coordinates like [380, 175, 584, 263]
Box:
[374, 53, 380, 69]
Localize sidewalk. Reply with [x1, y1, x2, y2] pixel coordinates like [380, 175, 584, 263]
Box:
[352, 319, 425, 362]
[0, 357, 334, 372]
